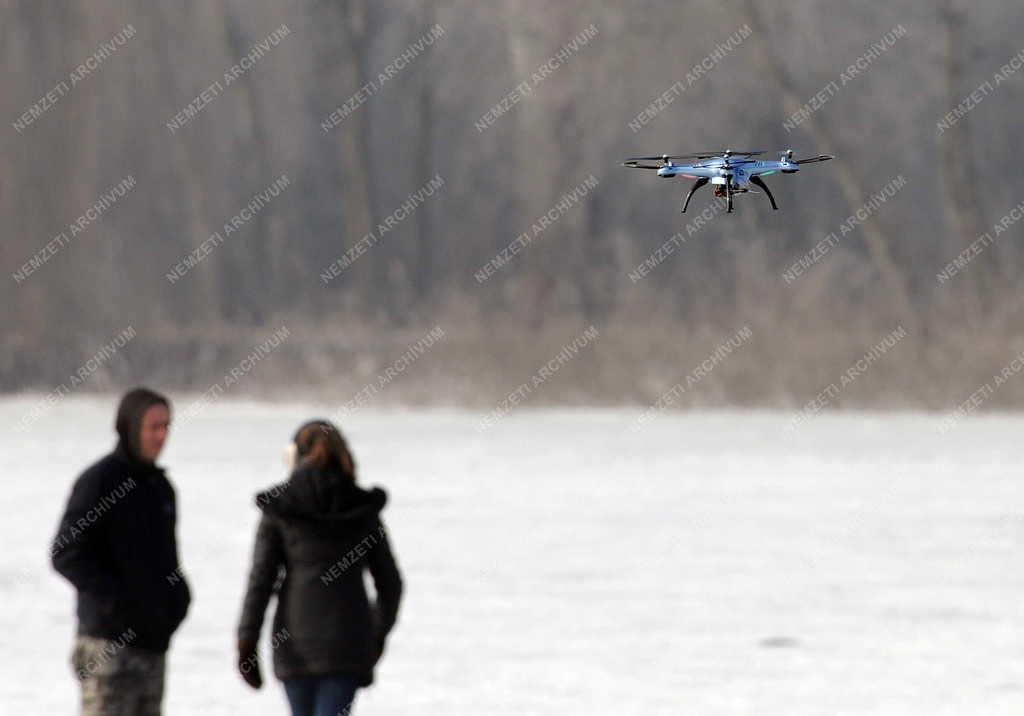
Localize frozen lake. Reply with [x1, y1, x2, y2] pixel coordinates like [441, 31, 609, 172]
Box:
[2, 396, 1021, 714]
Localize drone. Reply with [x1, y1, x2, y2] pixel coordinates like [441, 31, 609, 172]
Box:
[622, 149, 834, 213]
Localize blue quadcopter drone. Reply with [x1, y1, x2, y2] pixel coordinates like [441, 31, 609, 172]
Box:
[623, 149, 834, 213]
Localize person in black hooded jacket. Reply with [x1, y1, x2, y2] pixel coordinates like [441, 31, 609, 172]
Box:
[51, 387, 191, 715]
[237, 419, 403, 716]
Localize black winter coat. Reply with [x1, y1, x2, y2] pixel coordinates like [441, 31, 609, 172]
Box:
[51, 444, 191, 653]
[237, 464, 403, 686]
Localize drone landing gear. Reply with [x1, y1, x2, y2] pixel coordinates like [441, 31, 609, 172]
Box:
[681, 177, 709, 213]
[750, 175, 779, 210]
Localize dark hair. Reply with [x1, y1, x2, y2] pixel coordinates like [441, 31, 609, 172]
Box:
[115, 387, 171, 459]
[293, 419, 356, 482]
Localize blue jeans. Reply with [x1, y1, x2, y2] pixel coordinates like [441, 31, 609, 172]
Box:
[283, 674, 359, 716]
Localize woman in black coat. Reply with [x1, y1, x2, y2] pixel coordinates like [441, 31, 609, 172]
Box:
[237, 420, 403, 715]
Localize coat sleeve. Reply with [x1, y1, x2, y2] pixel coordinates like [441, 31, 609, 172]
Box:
[51, 470, 120, 597]
[237, 513, 286, 644]
[367, 517, 403, 644]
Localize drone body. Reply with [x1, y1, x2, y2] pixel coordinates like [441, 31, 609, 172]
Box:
[622, 149, 834, 213]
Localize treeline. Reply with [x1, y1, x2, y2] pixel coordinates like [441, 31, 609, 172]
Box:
[2, 0, 1023, 410]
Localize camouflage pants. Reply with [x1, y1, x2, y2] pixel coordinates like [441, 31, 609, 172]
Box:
[71, 635, 166, 716]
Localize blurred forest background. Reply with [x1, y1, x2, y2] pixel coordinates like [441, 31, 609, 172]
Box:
[2, 0, 1023, 410]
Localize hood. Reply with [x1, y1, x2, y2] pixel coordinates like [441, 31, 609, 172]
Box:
[255, 463, 386, 533]
[115, 387, 169, 462]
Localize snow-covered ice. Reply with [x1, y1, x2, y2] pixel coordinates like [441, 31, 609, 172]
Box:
[2, 396, 1022, 714]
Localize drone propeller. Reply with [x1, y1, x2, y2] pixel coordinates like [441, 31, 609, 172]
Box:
[625, 154, 703, 164]
[622, 158, 667, 169]
[714, 156, 758, 169]
[792, 154, 834, 165]
[625, 150, 765, 164]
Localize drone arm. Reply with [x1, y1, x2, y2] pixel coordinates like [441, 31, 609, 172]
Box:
[749, 175, 779, 210]
[681, 177, 709, 213]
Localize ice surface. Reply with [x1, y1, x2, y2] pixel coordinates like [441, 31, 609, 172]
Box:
[2, 396, 1022, 714]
